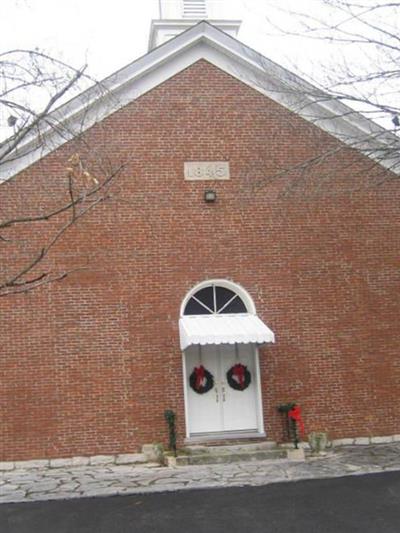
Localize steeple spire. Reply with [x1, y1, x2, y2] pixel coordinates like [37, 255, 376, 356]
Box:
[158, 0, 207, 20]
[149, 0, 241, 51]
[182, 0, 208, 19]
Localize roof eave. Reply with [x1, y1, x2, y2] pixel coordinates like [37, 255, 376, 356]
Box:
[1, 20, 399, 182]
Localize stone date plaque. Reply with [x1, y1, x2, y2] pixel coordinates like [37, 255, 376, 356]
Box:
[184, 162, 230, 181]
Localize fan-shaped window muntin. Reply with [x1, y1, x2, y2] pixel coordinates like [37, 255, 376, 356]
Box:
[183, 283, 248, 315]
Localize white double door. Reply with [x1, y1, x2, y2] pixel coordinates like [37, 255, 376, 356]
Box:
[184, 344, 262, 436]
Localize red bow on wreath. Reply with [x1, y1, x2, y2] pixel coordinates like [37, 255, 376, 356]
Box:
[288, 405, 305, 436]
[194, 365, 206, 390]
[232, 363, 246, 389]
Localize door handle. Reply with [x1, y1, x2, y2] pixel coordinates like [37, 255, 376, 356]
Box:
[222, 385, 226, 402]
[215, 388, 219, 403]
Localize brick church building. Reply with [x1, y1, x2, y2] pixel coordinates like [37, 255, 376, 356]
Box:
[1, 1, 399, 462]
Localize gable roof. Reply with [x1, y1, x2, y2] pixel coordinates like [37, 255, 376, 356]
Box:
[1, 21, 399, 181]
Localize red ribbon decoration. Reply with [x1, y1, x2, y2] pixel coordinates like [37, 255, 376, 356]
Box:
[288, 405, 305, 436]
[232, 363, 246, 389]
[194, 365, 205, 390]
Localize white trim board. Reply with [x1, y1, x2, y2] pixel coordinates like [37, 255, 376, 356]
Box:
[1, 21, 399, 182]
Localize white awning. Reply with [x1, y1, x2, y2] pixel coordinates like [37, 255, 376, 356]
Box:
[179, 314, 275, 350]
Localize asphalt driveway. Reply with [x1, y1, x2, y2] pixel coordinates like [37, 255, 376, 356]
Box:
[2, 471, 400, 533]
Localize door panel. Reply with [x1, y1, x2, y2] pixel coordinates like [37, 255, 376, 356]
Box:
[219, 344, 258, 431]
[185, 345, 222, 434]
[185, 344, 261, 436]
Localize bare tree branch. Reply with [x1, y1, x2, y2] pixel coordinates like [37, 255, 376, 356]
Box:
[0, 67, 85, 162]
[0, 156, 125, 297]
[0, 51, 127, 298]
[252, 0, 400, 190]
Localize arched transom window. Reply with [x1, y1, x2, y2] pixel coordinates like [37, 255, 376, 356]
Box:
[183, 283, 249, 315]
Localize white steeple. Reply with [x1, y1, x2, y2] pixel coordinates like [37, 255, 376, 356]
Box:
[149, 0, 241, 51]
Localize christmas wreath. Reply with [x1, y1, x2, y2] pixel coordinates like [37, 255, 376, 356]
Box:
[189, 365, 214, 394]
[226, 363, 251, 391]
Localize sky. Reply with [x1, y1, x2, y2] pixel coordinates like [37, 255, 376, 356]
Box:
[1, 0, 342, 82]
[0, 0, 397, 132]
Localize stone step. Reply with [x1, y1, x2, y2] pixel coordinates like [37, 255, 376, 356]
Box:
[184, 441, 278, 455]
[168, 448, 285, 466]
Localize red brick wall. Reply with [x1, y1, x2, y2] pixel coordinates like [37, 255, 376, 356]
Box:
[1, 59, 399, 460]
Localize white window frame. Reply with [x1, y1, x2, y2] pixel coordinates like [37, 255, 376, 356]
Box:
[180, 279, 257, 317]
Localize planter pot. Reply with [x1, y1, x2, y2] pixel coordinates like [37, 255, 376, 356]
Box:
[308, 432, 328, 453]
[142, 443, 165, 464]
